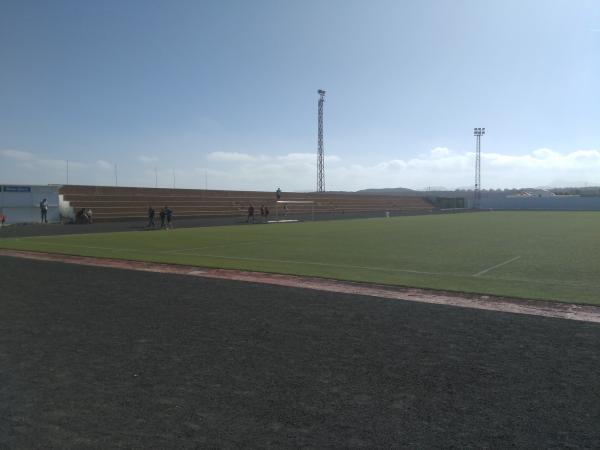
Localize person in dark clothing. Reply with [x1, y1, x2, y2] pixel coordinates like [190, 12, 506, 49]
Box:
[264, 206, 269, 222]
[40, 198, 48, 223]
[260, 205, 265, 222]
[276, 187, 282, 200]
[164, 206, 173, 229]
[76, 208, 89, 224]
[159, 208, 166, 229]
[147, 206, 155, 227]
[247, 205, 255, 223]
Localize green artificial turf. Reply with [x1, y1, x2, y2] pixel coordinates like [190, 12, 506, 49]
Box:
[2, 211, 600, 305]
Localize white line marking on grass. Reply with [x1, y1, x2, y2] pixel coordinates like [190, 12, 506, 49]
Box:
[172, 252, 444, 276]
[8, 240, 446, 277]
[473, 256, 521, 277]
[161, 240, 264, 254]
[6, 240, 461, 278]
[7, 242, 595, 290]
[7, 239, 278, 258]
[22, 241, 141, 253]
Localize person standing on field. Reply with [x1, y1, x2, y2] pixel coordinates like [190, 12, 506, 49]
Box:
[147, 206, 155, 227]
[247, 204, 255, 223]
[164, 206, 173, 229]
[159, 208, 166, 229]
[40, 198, 48, 223]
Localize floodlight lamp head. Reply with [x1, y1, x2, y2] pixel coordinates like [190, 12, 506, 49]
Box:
[318, 89, 326, 96]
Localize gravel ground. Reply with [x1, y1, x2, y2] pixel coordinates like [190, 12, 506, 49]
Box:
[1, 255, 599, 448]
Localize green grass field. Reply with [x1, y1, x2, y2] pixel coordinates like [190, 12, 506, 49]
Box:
[2, 211, 600, 305]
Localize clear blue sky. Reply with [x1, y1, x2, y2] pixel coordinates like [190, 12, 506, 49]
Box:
[1, 0, 600, 190]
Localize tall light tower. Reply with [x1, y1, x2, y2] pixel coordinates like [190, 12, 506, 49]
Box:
[473, 127, 485, 208]
[317, 89, 326, 192]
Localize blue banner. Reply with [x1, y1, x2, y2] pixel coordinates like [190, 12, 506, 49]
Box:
[3, 186, 31, 192]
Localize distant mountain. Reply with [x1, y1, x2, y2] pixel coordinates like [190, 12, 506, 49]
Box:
[356, 187, 416, 195]
[349, 185, 600, 199]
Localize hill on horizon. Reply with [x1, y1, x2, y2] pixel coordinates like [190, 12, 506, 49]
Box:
[355, 187, 417, 195]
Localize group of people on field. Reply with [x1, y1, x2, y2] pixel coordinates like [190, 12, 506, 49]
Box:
[246, 204, 271, 223]
[147, 206, 174, 229]
[246, 187, 286, 223]
[75, 208, 93, 224]
[30, 187, 287, 228]
[144, 187, 284, 228]
[39, 198, 94, 225]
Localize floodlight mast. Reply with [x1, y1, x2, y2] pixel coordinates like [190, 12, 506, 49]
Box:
[317, 90, 326, 192]
[473, 127, 485, 208]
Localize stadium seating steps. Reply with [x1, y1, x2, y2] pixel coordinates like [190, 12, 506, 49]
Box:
[60, 185, 434, 221]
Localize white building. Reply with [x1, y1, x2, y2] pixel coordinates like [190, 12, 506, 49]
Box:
[0, 185, 61, 224]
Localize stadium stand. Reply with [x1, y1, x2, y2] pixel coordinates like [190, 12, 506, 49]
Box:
[59, 185, 435, 221]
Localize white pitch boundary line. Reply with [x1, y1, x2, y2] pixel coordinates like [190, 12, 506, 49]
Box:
[473, 256, 521, 277]
[7, 240, 447, 276]
[25, 237, 284, 256]
[161, 240, 269, 254]
[18, 241, 142, 253]
[33, 244, 580, 287]
[4, 242, 598, 288]
[8, 239, 278, 257]
[172, 252, 444, 276]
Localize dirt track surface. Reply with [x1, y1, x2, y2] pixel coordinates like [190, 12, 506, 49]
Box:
[2, 255, 600, 448]
[3, 249, 600, 324]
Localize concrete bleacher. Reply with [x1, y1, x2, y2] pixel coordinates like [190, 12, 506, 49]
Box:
[60, 185, 435, 221]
